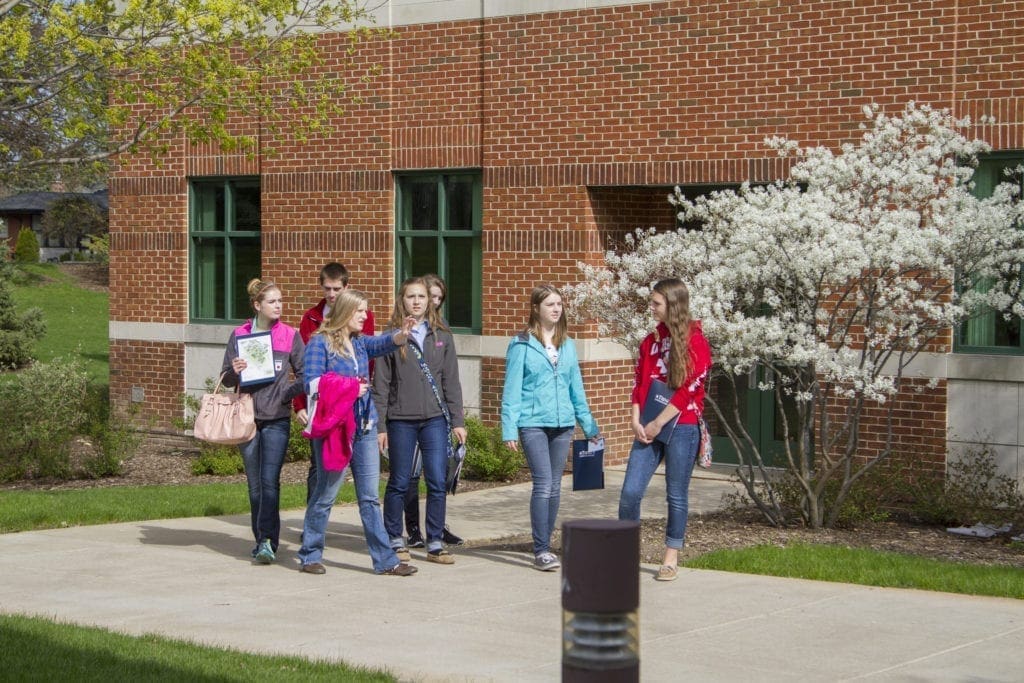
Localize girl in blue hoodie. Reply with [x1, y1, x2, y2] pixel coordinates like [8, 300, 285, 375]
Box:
[501, 284, 600, 571]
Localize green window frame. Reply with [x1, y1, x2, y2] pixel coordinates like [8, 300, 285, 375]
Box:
[394, 171, 482, 333]
[956, 153, 1024, 354]
[189, 177, 262, 323]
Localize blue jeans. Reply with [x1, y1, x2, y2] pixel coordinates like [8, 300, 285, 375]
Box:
[299, 431, 400, 573]
[238, 417, 290, 553]
[618, 423, 699, 549]
[520, 426, 573, 556]
[384, 416, 448, 552]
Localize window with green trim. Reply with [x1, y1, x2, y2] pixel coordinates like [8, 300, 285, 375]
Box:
[957, 153, 1024, 353]
[395, 171, 482, 333]
[189, 178, 261, 322]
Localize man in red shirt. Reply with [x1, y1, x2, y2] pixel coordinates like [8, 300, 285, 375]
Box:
[296, 262, 375, 502]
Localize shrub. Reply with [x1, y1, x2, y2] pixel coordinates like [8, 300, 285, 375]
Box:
[81, 233, 109, 265]
[191, 445, 245, 476]
[723, 465, 899, 528]
[13, 228, 39, 263]
[287, 417, 311, 462]
[0, 357, 91, 481]
[463, 416, 524, 481]
[79, 385, 142, 479]
[906, 446, 1024, 527]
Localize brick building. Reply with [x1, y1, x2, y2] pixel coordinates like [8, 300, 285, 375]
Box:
[109, 0, 1024, 481]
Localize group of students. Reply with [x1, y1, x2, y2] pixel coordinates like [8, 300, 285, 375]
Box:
[220, 264, 710, 582]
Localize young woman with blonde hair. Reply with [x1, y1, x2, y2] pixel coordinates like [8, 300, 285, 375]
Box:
[298, 289, 417, 576]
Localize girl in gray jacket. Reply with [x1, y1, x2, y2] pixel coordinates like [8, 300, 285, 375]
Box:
[372, 277, 466, 565]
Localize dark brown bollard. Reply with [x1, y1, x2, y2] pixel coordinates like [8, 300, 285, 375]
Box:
[561, 519, 639, 682]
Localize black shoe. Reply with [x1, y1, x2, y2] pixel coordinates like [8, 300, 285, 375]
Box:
[442, 527, 464, 546]
[407, 531, 425, 548]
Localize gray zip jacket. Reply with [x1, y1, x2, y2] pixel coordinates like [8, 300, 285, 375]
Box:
[371, 324, 464, 431]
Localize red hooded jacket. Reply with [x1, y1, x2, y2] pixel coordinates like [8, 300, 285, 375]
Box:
[630, 321, 712, 425]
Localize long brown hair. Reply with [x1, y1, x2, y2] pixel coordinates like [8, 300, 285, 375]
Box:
[653, 278, 693, 388]
[389, 276, 448, 359]
[317, 289, 368, 359]
[527, 284, 567, 349]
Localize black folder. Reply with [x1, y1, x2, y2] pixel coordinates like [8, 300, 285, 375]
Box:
[641, 379, 680, 444]
[571, 438, 605, 491]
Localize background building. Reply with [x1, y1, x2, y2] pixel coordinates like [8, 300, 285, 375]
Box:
[109, 0, 1024, 481]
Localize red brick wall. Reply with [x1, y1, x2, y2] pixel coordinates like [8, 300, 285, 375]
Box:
[110, 0, 1024, 457]
[110, 340, 185, 425]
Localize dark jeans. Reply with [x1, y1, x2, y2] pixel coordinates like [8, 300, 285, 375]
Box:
[384, 416, 448, 552]
[404, 483, 421, 535]
[238, 417, 290, 553]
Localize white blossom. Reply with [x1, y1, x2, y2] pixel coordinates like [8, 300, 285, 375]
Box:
[567, 103, 1024, 528]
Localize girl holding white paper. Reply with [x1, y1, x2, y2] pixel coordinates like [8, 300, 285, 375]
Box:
[501, 284, 600, 572]
[220, 278, 305, 565]
[618, 278, 712, 582]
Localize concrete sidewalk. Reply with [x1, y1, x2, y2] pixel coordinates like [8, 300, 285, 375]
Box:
[2, 470, 1023, 682]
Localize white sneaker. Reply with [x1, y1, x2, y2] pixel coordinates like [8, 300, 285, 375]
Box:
[533, 552, 560, 572]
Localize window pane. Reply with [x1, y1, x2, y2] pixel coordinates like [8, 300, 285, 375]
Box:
[443, 236, 475, 328]
[195, 185, 225, 232]
[231, 238, 262, 319]
[193, 237, 225, 319]
[958, 155, 1024, 350]
[706, 371, 748, 438]
[405, 178, 439, 231]
[773, 388, 801, 442]
[446, 176, 475, 230]
[400, 235, 438, 280]
[234, 185, 261, 231]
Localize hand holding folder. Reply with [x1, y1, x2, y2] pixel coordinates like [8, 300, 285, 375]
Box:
[641, 379, 680, 444]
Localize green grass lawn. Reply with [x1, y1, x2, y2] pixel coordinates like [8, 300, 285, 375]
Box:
[0, 614, 393, 682]
[0, 482, 361, 534]
[9, 263, 109, 383]
[684, 542, 1024, 600]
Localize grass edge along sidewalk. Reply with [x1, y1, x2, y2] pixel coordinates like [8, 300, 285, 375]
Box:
[0, 613, 393, 682]
[0, 483, 329, 534]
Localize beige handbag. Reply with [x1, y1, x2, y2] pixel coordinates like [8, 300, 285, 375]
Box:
[193, 373, 257, 445]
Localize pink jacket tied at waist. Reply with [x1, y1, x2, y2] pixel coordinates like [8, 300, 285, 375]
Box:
[303, 372, 361, 472]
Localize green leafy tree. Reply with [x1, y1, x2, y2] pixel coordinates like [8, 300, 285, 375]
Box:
[0, 266, 45, 367]
[0, 0, 383, 187]
[40, 195, 106, 248]
[13, 227, 39, 263]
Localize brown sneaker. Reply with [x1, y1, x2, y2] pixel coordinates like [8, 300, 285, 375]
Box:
[381, 563, 417, 576]
[655, 565, 678, 582]
[394, 547, 411, 563]
[427, 549, 455, 564]
[300, 562, 326, 575]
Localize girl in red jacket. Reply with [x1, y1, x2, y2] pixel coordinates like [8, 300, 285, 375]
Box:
[618, 278, 712, 582]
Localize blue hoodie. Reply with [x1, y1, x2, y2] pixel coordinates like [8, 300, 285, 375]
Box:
[501, 331, 599, 442]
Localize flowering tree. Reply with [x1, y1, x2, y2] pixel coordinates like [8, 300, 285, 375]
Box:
[0, 0, 382, 189]
[570, 103, 1024, 528]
